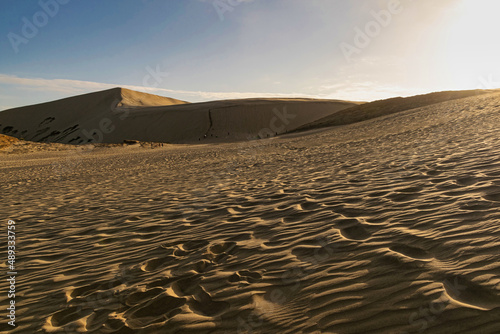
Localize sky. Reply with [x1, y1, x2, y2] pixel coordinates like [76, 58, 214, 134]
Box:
[1, 0, 499, 110]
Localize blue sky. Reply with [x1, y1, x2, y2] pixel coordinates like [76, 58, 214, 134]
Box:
[1, 0, 499, 110]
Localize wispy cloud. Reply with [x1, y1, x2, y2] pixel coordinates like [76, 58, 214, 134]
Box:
[324, 84, 427, 102]
[0, 74, 324, 101]
[0, 73, 428, 108]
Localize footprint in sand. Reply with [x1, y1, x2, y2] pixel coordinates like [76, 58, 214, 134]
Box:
[70, 279, 122, 299]
[291, 244, 336, 263]
[482, 189, 500, 202]
[162, 239, 211, 257]
[171, 275, 202, 296]
[339, 226, 372, 241]
[185, 259, 212, 274]
[188, 286, 230, 317]
[171, 275, 230, 317]
[84, 309, 112, 332]
[49, 306, 93, 327]
[203, 241, 237, 263]
[125, 287, 165, 307]
[228, 270, 263, 283]
[100, 316, 131, 333]
[141, 255, 176, 272]
[334, 218, 372, 241]
[455, 175, 479, 186]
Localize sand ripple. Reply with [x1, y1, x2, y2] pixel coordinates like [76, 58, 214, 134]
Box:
[1, 93, 500, 333]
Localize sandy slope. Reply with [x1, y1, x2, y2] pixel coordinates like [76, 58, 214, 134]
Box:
[295, 89, 494, 132]
[0, 134, 169, 155]
[0, 88, 358, 144]
[0, 134, 18, 150]
[0, 88, 188, 145]
[1, 92, 500, 333]
[0, 134, 85, 154]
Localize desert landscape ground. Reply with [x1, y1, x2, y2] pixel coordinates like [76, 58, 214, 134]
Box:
[1, 90, 500, 333]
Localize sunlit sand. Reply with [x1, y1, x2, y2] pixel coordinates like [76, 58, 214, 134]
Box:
[1, 89, 500, 333]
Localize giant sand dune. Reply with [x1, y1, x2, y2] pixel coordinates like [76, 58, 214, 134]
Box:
[0, 88, 359, 144]
[294, 89, 494, 132]
[1, 91, 500, 333]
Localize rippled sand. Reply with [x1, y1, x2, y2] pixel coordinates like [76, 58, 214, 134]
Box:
[2, 92, 500, 333]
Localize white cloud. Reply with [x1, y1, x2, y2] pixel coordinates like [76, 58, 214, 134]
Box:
[0, 73, 432, 107]
[0, 74, 323, 101]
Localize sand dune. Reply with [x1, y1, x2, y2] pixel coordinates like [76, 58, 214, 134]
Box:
[295, 89, 495, 132]
[0, 88, 358, 144]
[1, 91, 500, 333]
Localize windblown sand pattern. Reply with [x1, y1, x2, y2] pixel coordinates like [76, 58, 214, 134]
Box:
[1, 92, 500, 333]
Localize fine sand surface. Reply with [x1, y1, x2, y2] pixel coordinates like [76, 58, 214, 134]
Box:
[0, 134, 89, 154]
[0, 88, 359, 145]
[0, 134, 170, 155]
[294, 89, 495, 133]
[1, 92, 500, 333]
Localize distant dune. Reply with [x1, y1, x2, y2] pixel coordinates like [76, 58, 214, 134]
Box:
[295, 89, 495, 132]
[0, 88, 358, 144]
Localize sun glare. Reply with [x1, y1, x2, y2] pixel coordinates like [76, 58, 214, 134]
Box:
[437, 0, 500, 89]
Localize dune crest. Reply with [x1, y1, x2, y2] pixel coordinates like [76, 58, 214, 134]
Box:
[117, 88, 189, 108]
